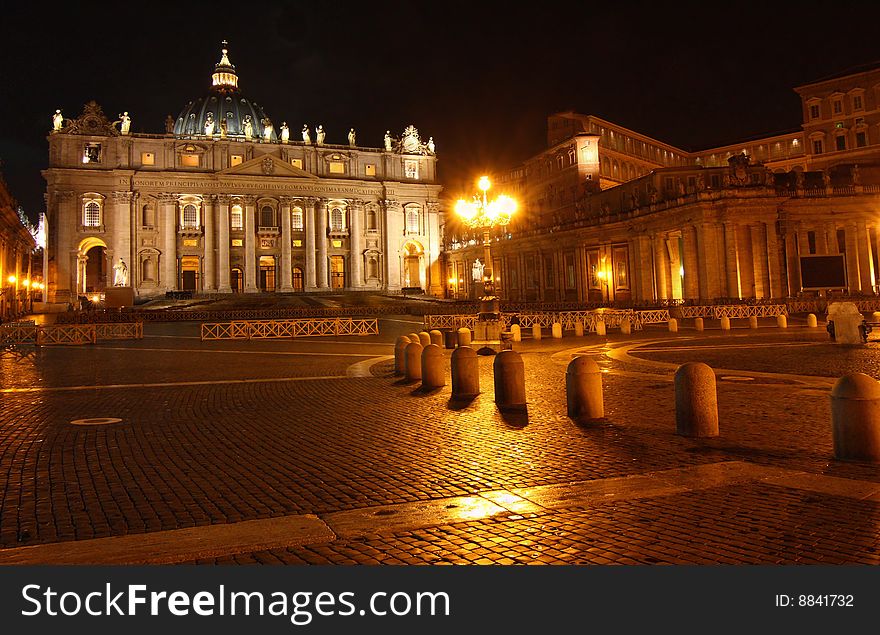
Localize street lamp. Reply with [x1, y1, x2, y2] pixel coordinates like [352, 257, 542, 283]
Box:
[454, 176, 517, 317]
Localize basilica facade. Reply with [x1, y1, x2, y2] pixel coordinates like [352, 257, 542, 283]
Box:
[42, 44, 442, 304]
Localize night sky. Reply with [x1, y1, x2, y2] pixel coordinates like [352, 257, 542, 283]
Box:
[2, 1, 880, 220]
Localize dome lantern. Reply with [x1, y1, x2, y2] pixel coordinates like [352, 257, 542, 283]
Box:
[211, 40, 239, 93]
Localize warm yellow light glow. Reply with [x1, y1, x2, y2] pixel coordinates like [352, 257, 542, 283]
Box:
[596, 270, 606, 280]
[478, 176, 491, 192]
[23, 279, 30, 287]
[7, 275, 16, 284]
[454, 199, 479, 222]
[91, 295, 100, 302]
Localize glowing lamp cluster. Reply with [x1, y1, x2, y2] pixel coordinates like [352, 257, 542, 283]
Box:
[454, 176, 517, 230]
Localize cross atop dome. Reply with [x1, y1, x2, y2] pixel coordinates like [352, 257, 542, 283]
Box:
[211, 40, 239, 93]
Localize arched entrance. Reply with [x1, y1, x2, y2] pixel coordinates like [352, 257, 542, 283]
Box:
[292, 267, 304, 292]
[260, 256, 276, 292]
[180, 256, 200, 291]
[76, 237, 108, 294]
[402, 240, 423, 289]
[230, 267, 243, 293]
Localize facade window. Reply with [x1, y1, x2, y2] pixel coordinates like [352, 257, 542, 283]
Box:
[365, 164, 376, 176]
[809, 104, 820, 120]
[231, 205, 243, 230]
[833, 100, 843, 115]
[405, 207, 420, 234]
[83, 201, 101, 227]
[853, 94, 864, 111]
[230, 154, 243, 167]
[329, 161, 345, 174]
[367, 209, 377, 230]
[807, 231, 817, 254]
[404, 160, 419, 179]
[231, 239, 243, 247]
[181, 204, 199, 228]
[290, 158, 303, 169]
[141, 152, 155, 166]
[83, 143, 102, 164]
[835, 135, 847, 152]
[181, 154, 199, 167]
[260, 205, 275, 228]
[812, 139, 824, 155]
[330, 207, 345, 231]
[292, 239, 302, 247]
[856, 131, 867, 148]
[291, 208, 303, 230]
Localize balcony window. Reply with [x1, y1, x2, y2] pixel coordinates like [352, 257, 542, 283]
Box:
[292, 208, 303, 230]
[231, 205, 243, 230]
[83, 201, 101, 227]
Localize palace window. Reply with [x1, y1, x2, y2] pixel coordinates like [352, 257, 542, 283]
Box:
[809, 104, 820, 120]
[231, 205, 243, 230]
[405, 206, 420, 234]
[260, 205, 276, 228]
[83, 200, 101, 227]
[181, 204, 199, 229]
[230, 154, 243, 167]
[404, 160, 419, 179]
[857, 131, 867, 148]
[812, 139, 824, 155]
[291, 208, 303, 230]
[181, 153, 199, 167]
[835, 135, 847, 152]
[367, 209, 377, 231]
[365, 164, 376, 176]
[330, 207, 345, 231]
[833, 99, 843, 115]
[83, 143, 102, 164]
[853, 94, 864, 111]
[329, 161, 345, 174]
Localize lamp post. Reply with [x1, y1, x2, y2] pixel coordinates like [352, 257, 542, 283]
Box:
[454, 176, 516, 318]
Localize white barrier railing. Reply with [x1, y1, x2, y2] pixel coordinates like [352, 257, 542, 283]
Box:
[200, 318, 379, 341]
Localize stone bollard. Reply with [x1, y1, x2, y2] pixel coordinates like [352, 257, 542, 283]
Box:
[451, 346, 480, 398]
[668, 318, 678, 333]
[510, 324, 522, 342]
[777, 314, 788, 329]
[694, 317, 704, 332]
[404, 341, 423, 382]
[566, 356, 604, 420]
[621, 318, 632, 335]
[595, 320, 606, 336]
[831, 373, 880, 462]
[720, 316, 731, 331]
[394, 336, 410, 376]
[674, 362, 719, 438]
[807, 313, 818, 328]
[532, 324, 542, 340]
[457, 327, 472, 346]
[421, 344, 445, 390]
[552, 322, 563, 339]
[429, 329, 443, 347]
[408, 332, 421, 344]
[494, 350, 526, 410]
[749, 316, 758, 329]
[574, 321, 584, 337]
[418, 331, 432, 347]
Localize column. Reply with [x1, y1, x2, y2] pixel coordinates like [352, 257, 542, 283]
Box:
[723, 221, 740, 298]
[636, 235, 654, 302]
[279, 197, 294, 292]
[305, 198, 317, 290]
[783, 229, 800, 297]
[244, 196, 258, 292]
[111, 191, 133, 281]
[749, 224, 768, 299]
[54, 191, 76, 302]
[383, 199, 403, 290]
[857, 221, 875, 292]
[316, 198, 329, 289]
[844, 223, 860, 292]
[681, 225, 699, 300]
[349, 199, 363, 289]
[766, 223, 785, 298]
[665, 235, 682, 300]
[217, 195, 232, 293]
[203, 196, 215, 291]
[653, 232, 669, 300]
[161, 194, 177, 290]
[696, 223, 722, 299]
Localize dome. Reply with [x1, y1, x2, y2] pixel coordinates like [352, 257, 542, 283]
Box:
[173, 42, 277, 141]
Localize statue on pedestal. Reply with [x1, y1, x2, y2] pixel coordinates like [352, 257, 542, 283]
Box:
[472, 258, 484, 282]
[348, 128, 356, 146]
[204, 112, 215, 136]
[119, 112, 131, 135]
[280, 122, 289, 143]
[316, 125, 325, 146]
[302, 124, 311, 144]
[52, 109, 63, 132]
[113, 259, 129, 287]
[165, 115, 175, 134]
[262, 118, 274, 141]
[242, 115, 254, 138]
[427, 137, 435, 154]
[219, 118, 228, 138]
[384, 131, 392, 151]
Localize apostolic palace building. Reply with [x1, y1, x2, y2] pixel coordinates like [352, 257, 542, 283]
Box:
[42, 43, 442, 304]
[446, 63, 880, 305]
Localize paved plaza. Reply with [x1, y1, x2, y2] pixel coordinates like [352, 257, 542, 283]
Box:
[1, 315, 879, 565]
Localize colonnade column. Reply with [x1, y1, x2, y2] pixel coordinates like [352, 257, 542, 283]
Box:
[783, 225, 800, 297]
[316, 198, 329, 289]
[244, 196, 258, 292]
[844, 223, 860, 292]
[723, 221, 740, 298]
[856, 221, 875, 292]
[203, 196, 215, 291]
[681, 225, 699, 300]
[304, 198, 317, 290]
[160, 194, 178, 291]
[217, 195, 232, 292]
[279, 197, 293, 292]
[749, 224, 768, 298]
[765, 223, 785, 298]
[652, 232, 669, 300]
[696, 223, 722, 300]
[349, 199, 363, 289]
[636, 235, 654, 301]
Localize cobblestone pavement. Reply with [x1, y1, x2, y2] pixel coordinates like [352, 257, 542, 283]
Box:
[1, 316, 879, 564]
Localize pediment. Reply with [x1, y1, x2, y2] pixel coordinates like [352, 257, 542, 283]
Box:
[219, 152, 317, 179]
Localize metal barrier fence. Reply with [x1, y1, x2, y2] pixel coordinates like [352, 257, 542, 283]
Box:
[634, 309, 671, 325]
[676, 306, 715, 319]
[36, 325, 97, 346]
[1, 323, 39, 345]
[1, 323, 143, 346]
[712, 304, 787, 319]
[95, 322, 144, 340]
[200, 318, 379, 341]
